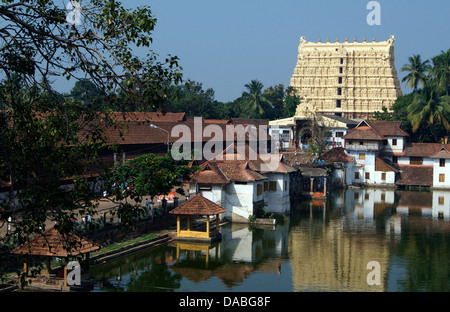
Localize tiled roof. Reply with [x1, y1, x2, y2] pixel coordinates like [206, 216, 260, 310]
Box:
[169, 193, 226, 215]
[343, 120, 408, 141]
[320, 147, 354, 163]
[396, 165, 433, 186]
[402, 143, 450, 158]
[255, 154, 298, 173]
[230, 118, 269, 126]
[204, 118, 231, 124]
[92, 119, 270, 146]
[190, 162, 230, 185]
[431, 147, 450, 159]
[212, 143, 296, 174]
[191, 153, 268, 184]
[215, 160, 268, 182]
[366, 120, 409, 137]
[12, 227, 99, 257]
[342, 126, 385, 140]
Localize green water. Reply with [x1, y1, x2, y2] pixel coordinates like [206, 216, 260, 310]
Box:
[90, 189, 450, 292]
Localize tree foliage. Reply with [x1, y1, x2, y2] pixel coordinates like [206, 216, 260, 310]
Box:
[101, 153, 198, 230]
[407, 86, 450, 142]
[0, 0, 182, 251]
[401, 54, 431, 92]
[163, 80, 223, 119]
[375, 49, 450, 143]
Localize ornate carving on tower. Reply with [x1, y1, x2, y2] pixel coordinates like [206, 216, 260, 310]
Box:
[289, 35, 402, 119]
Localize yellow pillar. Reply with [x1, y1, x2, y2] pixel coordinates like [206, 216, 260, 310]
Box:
[206, 215, 210, 237]
[23, 262, 27, 275]
[63, 259, 68, 286]
[177, 215, 180, 237]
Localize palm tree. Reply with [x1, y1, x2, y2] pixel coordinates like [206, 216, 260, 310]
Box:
[407, 85, 450, 142]
[430, 49, 450, 95]
[401, 54, 431, 91]
[241, 79, 271, 118]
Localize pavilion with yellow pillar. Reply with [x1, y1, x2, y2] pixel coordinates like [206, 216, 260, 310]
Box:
[169, 193, 226, 242]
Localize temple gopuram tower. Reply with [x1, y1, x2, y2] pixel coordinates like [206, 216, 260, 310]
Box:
[289, 35, 402, 119]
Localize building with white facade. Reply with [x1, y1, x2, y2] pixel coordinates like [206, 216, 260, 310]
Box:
[188, 148, 297, 222]
[340, 120, 450, 189]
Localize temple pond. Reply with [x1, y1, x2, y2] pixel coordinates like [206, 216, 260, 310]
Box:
[90, 189, 450, 292]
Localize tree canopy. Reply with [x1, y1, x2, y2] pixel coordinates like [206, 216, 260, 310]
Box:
[0, 0, 182, 255]
[100, 153, 197, 229]
[375, 49, 450, 143]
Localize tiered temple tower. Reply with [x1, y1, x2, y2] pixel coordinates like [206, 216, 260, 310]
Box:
[289, 35, 402, 119]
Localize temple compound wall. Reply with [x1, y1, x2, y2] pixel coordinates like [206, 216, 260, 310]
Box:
[290, 36, 402, 119]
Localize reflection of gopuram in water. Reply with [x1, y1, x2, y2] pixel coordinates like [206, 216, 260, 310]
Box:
[290, 189, 392, 292]
[90, 189, 450, 291]
[289, 188, 450, 291]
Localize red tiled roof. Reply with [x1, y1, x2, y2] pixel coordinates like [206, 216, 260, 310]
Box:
[204, 118, 231, 124]
[431, 147, 450, 159]
[343, 120, 408, 141]
[402, 143, 450, 158]
[320, 147, 354, 162]
[396, 165, 433, 186]
[94, 120, 270, 146]
[215, 160, 268, 182]
[169, 193, 226, 215]
[342, 126, 385, 140]
[366, 120, 409, 137]
[12, 227, 99, 257]
[190, 162, 230, 185]
[230, 118, 268, 126]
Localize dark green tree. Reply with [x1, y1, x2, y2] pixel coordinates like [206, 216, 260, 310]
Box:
[262, 84, 284, 120]
[430, 49, 450, 96]
[240, 79, 272, 119]
[401, 54, 431, 91]
[69, 79, 106, 110]
[164, 80, 222, 119]
[101, 153, 197, 229]
[407, 85, 450, 142]
[283, 86, 300, 118]
[0, 0, 182, 258]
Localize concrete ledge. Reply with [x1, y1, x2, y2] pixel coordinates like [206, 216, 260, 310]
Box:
[232, 218, 277, 226]
[92, 234, 171, 265]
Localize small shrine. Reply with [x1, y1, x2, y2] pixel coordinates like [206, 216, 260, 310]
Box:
[11, 226, 99, 290]
[169, 194, 226, 242]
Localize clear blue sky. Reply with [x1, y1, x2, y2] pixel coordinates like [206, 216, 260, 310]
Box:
[62, 0, 450, 103]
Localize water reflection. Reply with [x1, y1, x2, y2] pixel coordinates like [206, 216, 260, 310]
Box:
[91, 189, 450, 292]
